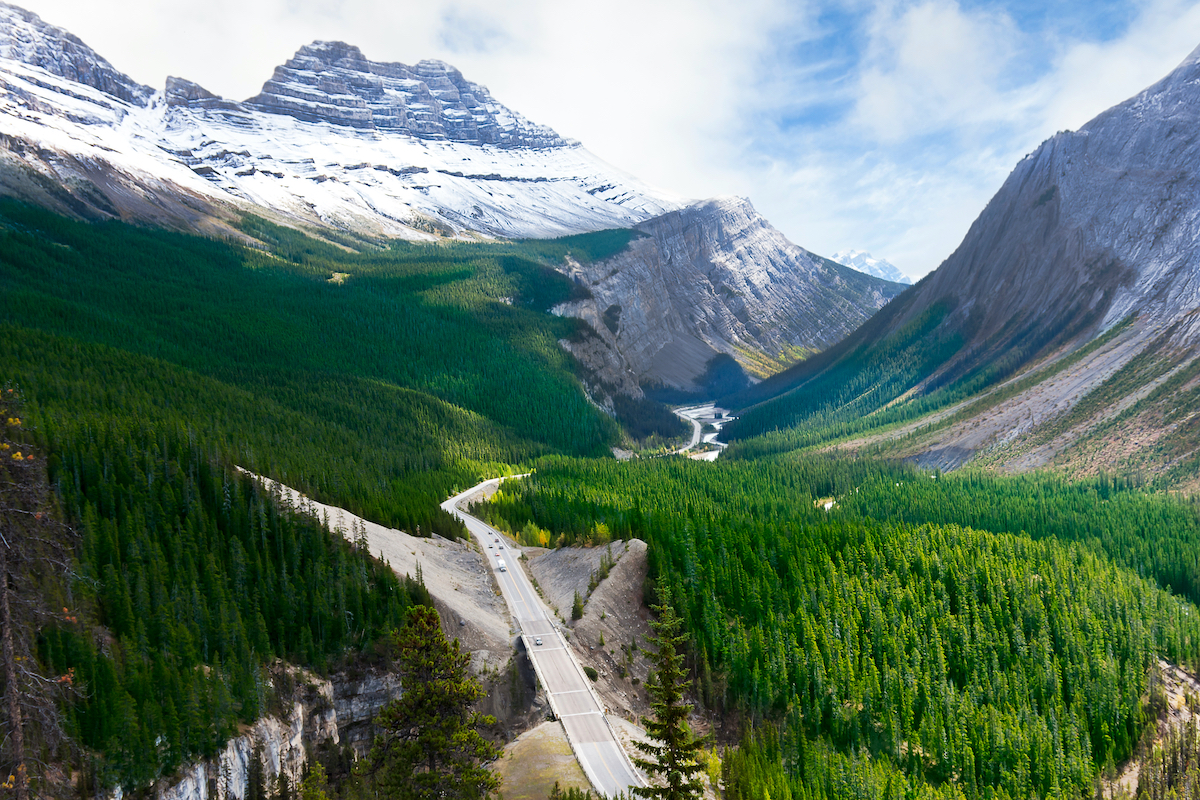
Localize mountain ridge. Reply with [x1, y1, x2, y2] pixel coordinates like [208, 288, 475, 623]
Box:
[724, 42, 1200, 483]
[554, 196, 906, 397]
[0, 1, 905, 399]
[831, 249, 911, 284]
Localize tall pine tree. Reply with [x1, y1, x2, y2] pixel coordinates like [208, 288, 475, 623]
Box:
[367, 606, 499, 800]
[633, 604, 707, 800]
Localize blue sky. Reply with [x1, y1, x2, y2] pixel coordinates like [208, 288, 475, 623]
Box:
[16, 0, 1200, 278]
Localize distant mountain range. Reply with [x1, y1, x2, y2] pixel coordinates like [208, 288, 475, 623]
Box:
[0, 1, 902, 393]
[831, 249, 911, 284]
[726, 42, 1200, 487]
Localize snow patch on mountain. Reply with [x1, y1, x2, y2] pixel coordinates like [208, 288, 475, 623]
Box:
[831, 249, 911, 285]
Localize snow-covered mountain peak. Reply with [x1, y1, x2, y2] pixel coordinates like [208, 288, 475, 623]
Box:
[244, 40, 567, 148]
[0, 2, 682, 240]
[831, 250, 911, 284]
[0, 2, 150, 105]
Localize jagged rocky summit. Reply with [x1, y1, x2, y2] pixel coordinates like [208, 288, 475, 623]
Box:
[244, 41, 564, 147]
[0, 2, 151, 104]
[0, 2, 680, 239]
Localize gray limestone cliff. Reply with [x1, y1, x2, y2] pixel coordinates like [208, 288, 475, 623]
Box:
[245, 42, 566, 147]
[868, 43, 1200, 376]
[554, 197, 905, 393]
[138, 666, 402, 800]
[145, 655, 537, 800]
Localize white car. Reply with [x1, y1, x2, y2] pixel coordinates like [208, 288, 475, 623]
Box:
[535, 637, 543, 646]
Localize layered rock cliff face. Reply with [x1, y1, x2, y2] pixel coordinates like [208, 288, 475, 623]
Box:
[149, 656, 538, 800]
[246, 42, 564, 147]
[152, 666, 379, 800]
[554, 197, 905, 393]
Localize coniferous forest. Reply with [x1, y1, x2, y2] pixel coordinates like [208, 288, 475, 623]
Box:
[0, 200, 666, 790]
[3, 197, 1200, 799]
[482, 456, 1200, 798]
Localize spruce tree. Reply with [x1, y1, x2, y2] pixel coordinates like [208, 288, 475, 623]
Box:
[633, 604, 707, 800]
[368, 606, 500, 800]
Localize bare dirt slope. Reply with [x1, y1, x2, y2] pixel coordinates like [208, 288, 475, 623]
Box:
[529, 540, 659, 728]
[1107, 660, 1200, 798]
[527, 540, 634, 621]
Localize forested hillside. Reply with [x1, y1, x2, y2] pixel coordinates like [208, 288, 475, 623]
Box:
[7, 400, 427, 790]
[481, 456, 1200, 798]
[0, 201, 688, 792]
[0, 201, 680, 535]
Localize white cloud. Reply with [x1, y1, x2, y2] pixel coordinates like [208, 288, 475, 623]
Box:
[735, 0, 1200, 279]
[852, 0, 1024, 141]
[1035, 0, 1200, 133]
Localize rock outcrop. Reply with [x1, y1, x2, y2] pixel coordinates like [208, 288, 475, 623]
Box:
[153, 666, 343, 800]
[554, 197, 905, 392]
[246, 42, 565, 147]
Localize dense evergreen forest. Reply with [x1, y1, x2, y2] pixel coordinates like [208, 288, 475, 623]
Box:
[0, 201, 683, 791]
[3, 198, 1197, 799]
[481, 455, 1200, 798]
[36, 421, 431, 789]
[0, 200, 679, 536]
[720, 305, 1134, 463]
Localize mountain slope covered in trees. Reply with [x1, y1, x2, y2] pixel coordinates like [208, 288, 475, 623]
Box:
[0, 200, 691, 534]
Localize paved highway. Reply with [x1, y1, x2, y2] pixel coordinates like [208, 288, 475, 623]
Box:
[441, 479, 644, 798]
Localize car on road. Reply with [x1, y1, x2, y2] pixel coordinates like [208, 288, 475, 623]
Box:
[535, 637, 542, 646]
[487, 544, 492, 548]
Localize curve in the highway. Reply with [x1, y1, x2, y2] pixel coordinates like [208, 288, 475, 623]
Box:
[441, 479, 645, 798]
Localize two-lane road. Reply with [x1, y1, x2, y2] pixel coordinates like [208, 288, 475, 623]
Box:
[441, 480, 644, 798]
